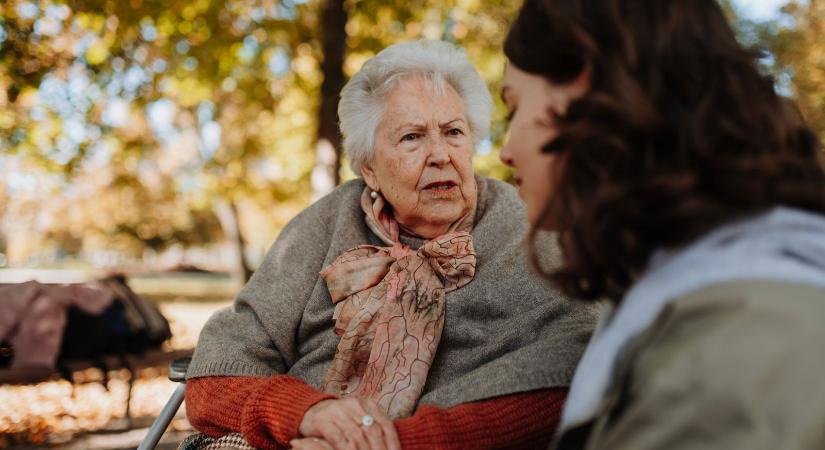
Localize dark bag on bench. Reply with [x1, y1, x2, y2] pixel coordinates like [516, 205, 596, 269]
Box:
[59, 275, 172, 361]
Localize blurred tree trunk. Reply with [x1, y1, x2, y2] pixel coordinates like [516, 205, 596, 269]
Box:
[311, 0, 348, 200]
[213, 198, 254, 284]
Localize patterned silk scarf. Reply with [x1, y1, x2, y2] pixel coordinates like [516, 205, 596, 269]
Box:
[320, 187, 477, 418]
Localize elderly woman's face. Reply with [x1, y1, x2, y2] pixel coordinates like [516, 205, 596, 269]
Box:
[362, 76, 477, 238]
[500, 64, 588, 227]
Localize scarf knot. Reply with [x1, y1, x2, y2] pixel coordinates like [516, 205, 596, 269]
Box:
[319, 187, 476, 418]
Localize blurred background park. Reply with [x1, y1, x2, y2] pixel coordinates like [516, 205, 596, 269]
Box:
[0, 0, 823, 448]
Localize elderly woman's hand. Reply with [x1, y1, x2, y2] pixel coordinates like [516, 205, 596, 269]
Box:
[298, 398, 401, 450]
[290, 437, 334, 450]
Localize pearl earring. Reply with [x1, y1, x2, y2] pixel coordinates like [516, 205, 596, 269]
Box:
[370, 191, 378, 199]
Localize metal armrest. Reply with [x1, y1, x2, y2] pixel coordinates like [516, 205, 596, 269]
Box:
[137, 357, 191, 450]
[168, 357, 191, 383]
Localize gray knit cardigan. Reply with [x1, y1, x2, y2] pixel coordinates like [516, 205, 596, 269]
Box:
[188, 176, 598, 409]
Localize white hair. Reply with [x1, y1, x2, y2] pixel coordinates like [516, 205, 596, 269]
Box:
[338, 40, 493, 176]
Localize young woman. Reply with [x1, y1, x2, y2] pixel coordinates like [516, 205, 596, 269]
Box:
[500, 1, 825, 449]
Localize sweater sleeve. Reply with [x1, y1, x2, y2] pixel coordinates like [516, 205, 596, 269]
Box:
[186, 375, 566, 450]
[186, 375, 337, 450]
[395, 388, 566, 449]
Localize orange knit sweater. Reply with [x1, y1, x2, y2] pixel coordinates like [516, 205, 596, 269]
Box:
[185, 375, 566, 450]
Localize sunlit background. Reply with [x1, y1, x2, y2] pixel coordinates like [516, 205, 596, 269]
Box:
[0, 0, 516, 278]
[0, 0, 822, 275]
[0, 0, 823, 448]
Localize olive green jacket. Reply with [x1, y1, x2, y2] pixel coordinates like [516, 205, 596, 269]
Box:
[555, 280, 825, 450]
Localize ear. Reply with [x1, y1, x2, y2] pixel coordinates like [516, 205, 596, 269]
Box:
[567, 65, 591, 99]
[360, 162, 379, 192]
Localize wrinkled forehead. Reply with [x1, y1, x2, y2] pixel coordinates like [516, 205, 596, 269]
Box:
[379, 78, 466, 131]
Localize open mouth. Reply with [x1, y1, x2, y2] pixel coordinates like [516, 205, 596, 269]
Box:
[423, 180, 458, 191]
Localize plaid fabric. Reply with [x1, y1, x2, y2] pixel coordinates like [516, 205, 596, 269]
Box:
[177, 432, 257, 450]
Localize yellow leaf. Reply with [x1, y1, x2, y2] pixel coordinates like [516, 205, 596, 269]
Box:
[85, 40, 109, 65]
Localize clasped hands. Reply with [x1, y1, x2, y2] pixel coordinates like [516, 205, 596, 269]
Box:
[291, 397, 401, 450]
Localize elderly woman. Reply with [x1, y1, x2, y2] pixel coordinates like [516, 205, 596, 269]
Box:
[500, 1, 825, 449]
[183, 40, 597, 450]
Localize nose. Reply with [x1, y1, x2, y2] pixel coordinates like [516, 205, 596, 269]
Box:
[500, 142, 514, 167]
[427, 136, 450, 167]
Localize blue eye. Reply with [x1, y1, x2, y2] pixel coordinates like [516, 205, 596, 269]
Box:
[447, 128, 464, 136]
[401, 133, 418, 142]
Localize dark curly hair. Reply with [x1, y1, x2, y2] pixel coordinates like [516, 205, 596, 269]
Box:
[505, 0, 825, 302]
